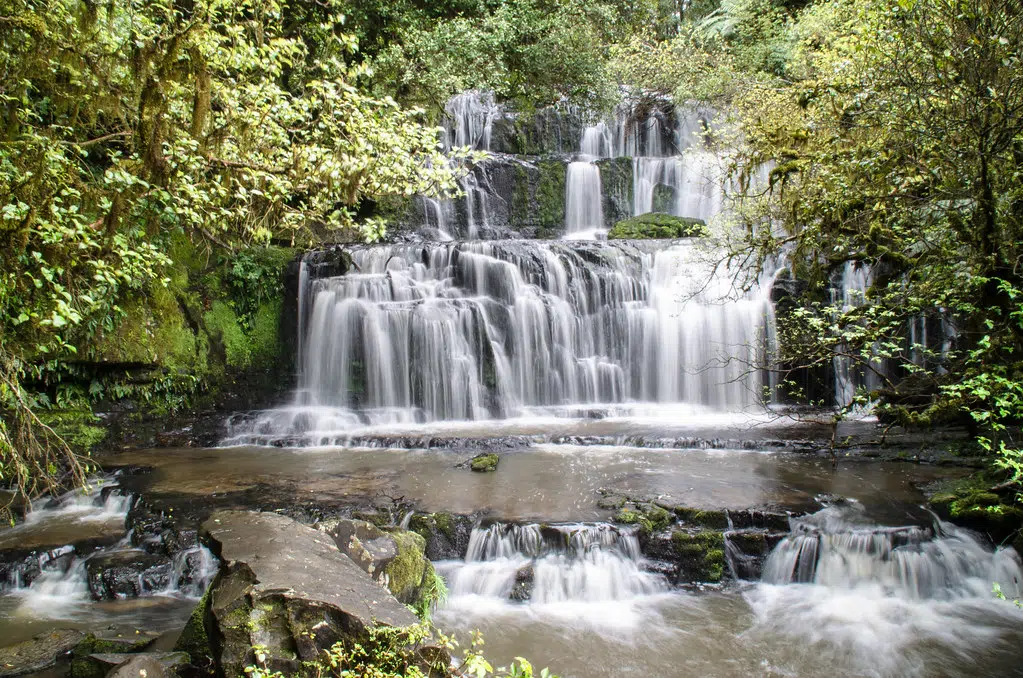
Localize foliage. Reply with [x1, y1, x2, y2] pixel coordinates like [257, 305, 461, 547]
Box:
[608, 213, 708, 239]
[367, 0, 658, 111]
[614, 0, 1023, 486]
[243, 624, 559, 678]
[0, 0, 470, 498]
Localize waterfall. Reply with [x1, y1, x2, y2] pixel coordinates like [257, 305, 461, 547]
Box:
[564, 162, 604, 239]
[440, 522, 665, 605]
[761, 506, 1023, 600]
[233, 240, 777, 438]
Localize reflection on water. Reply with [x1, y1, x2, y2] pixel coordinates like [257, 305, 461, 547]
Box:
[111, 443, 964, 523]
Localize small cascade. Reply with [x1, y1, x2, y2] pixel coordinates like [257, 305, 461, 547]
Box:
[761, 506, 1023, 600]
[564, 162, 604, 239]
[440, 522, 665, 605]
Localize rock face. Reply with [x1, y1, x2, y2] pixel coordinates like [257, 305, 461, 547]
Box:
[86, 550, 173, 599]
[408, 513, 475, 561]
[200, 511, 420, 677]
[319, 519, 437, 609]
[0, 629, 86, 677]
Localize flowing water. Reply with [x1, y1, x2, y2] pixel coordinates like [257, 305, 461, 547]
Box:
[3, 92, 1020, 677]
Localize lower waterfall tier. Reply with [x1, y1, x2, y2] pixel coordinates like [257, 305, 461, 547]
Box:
[271, 240, 778, 431]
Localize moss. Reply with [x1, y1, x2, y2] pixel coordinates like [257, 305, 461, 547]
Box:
[535, 160, 567, 235]
[203, 300, 252, 369]
[672, 530, 727, 583]
[608, 213, 708, 240]
[510, 164, 531, 231]
[383, 531, 429, 604]
[637, 504, 673, 532]
[247, 299, 281, 364]
[615, 507, 641, 524]
[673, 506, 730, 530]
[352, 510, 391, 527]
[433, 513, 455, 540]
[174, 583, 216, 675]
[470, 453, 499, 472]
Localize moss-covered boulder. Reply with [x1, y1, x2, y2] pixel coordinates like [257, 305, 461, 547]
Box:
[671, 530, 726, 583]
[408, 512, 474, 560]
[608, 213, 708, 240]
[470, 453, 500, 472]
[672, 506, 730, 530]
[928, 473, 1023, 552]
[614, 502, 674, 534]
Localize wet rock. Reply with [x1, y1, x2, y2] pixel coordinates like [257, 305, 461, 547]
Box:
[470, 453, 499, 472]
[95, 652, 189, 678]
[672, 506, 730, 530]
[0, 628, 86, 677]
[723, 509, 791, 532]
[671, 530, 726, 584]
[596, 490, 626, 511]
[615, 503, 674, 533]
[408, 512, 474, 560]
[201, 510, 420, 677]
[510, 565, 534, 602]
[321, 519, 397, 582]
[0, 544, 75, 589]
[723, 531, 776, 580]
[69, 635, 155, 678]
[86, 550, 173, 599]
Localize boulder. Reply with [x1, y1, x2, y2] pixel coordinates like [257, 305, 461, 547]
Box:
[201, 511, 420, 677]
[408, 513, 474, 561]
[0, 628, 85, 677]
[470, 453, 499, 472]
[99, 652, 188, 678]
[86, 550, 173, 599]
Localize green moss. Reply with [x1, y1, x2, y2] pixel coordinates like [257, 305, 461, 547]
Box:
[247, 299, 281, 364]
[608, 213, 708, 240]
[203, 300, 251, 369]
[510, 164, 531, 231]
[672, 530, 727, 583]
[614, 507, 641, 524]
[433, 513, 455, 540]
[470, 453, 499, 472]
[535, 160, 567, 235]
[174, 583, 216, 673]
[673, 506, 730, 530]
[637, 504, 673, 532]
[383, 531, 429, 604]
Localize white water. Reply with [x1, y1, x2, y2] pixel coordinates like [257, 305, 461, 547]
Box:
[230, 240, 777, 438]
[438, 522, 668, 628]
[564, 162, 604, 239]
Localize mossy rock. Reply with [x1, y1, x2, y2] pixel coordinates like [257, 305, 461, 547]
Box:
[382, 530, 430, 605]
[470, 453, 499, 472]
[69, 634, 155, 678]
[173, 582, 217, 675]
[673, 506, 730, 530]
[608, 213, 708, 240]
[671, 530, 726, 583]
[36, 409, 106, 454]
[927, 471, 1023, 547]
[614, 507, 641, 525]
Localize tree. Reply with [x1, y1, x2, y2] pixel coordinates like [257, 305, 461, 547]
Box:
[0, 0, 469, 507]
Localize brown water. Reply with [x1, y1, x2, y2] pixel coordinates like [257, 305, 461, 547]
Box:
[111, 443, 962, 523]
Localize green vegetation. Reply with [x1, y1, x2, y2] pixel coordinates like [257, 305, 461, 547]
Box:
[245, 624, 560, 678]
[0, 0, 472, 505]
[612, 0, 1023, 501]
[608, 213, 708, 239]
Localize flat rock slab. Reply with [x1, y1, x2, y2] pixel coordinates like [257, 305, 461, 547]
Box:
[201, 510, 418, 676]
[203, 510, 416, 628]
[0, 629, 86, 677]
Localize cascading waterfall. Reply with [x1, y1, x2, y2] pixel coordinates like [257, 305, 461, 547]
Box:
[230, 240, 777, 439]
[439, 522, 665, 606]
[762, 506, 1023, 599]
[563, 122, 608, 240]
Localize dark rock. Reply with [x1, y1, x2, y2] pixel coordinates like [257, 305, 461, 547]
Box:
[724, 530, 773, 580]
[86, 550, 173, 599]
[672, 530, 726, 584]
[724, 509, 791, 532]
[672, 506, 729, 530]
[408, 513, 474, 560]
[201, 510, 420, 677]
[510, 565, 534, 602]
[0, 628, 86, 677]
[97, 652, 188, 678]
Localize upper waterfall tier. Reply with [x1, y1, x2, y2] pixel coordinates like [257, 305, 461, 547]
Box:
[274, 240, 776, 428]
